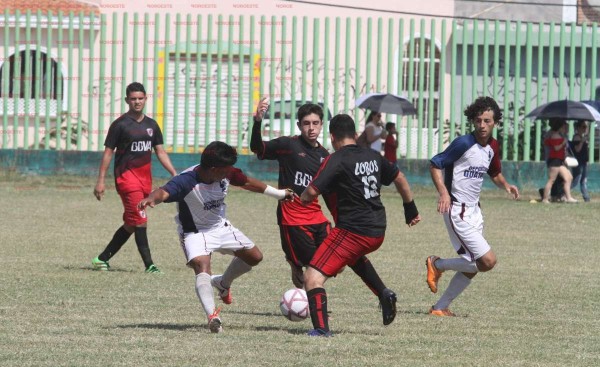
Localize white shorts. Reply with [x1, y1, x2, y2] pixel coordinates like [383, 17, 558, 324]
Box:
[178, 221, 255, 264]
[443, 202, 491, 261]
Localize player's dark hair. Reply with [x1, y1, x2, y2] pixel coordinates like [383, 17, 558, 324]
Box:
[548, 118, 566, 131]
[297, 103, 324, 122]
[385, 122, 395, 131]
[464, 96, 502, 124]
[201, 141, 238, 168]
[126, 82, 146, 97]
[329, 114, 356, 139]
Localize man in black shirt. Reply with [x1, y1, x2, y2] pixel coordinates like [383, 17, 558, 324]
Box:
[300, 113, 421, 337]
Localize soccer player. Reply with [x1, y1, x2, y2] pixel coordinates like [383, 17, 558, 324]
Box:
[92, 82, 177, 273]
[138, 141, 293, 333]
[426, 96, 519, 317]
[251, 99, 400, 326]
[300, 114, 421, 337]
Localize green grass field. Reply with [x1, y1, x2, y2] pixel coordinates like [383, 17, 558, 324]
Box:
[1, 174, 599, 366]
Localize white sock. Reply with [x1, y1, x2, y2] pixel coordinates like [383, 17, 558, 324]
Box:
[434, 272, 472, 310]
[195, 272, 215, 319]
[435, 257, 478, 273]
[221, 256, 253, 288]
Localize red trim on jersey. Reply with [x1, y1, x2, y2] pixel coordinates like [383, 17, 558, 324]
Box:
[487, 138, 502, 178]
[280, 198, 328, 226]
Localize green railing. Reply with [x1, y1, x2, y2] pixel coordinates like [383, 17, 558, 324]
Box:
[0, 11, 599, 161]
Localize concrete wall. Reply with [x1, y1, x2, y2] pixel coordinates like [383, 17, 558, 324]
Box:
[2, 149, 599, 193]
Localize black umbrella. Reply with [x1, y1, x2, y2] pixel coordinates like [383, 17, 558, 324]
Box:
[355, 93, 417, 116]
[525, 100, 600, 121]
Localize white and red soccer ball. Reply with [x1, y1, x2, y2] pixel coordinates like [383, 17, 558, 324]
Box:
[279, 288, 309, 321]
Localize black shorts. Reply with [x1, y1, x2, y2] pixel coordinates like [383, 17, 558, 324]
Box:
[279, 222, 331, 267]
[547, 158, 564, 167]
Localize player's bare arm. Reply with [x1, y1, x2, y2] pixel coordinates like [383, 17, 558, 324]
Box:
[154, 144, 177, 177]
[241, 177, 294, 201]
[393, 172, 421, 227]
[429, 164, 451, 213]
[94, 147, 115, 201]
[491, 173, 520, 200]
[300, 185, 319, 206]
[250, 97, 270, 154]
[138, 188, 170, 209]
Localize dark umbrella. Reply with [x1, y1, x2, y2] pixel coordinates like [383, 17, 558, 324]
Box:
[355, 93, 417, 116]
[525, 99, 600, 121]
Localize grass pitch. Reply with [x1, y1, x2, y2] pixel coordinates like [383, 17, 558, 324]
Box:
[1, 174, 599, 366]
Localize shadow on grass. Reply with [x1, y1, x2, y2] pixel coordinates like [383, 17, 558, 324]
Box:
[63, 265, 136, 273]
[117, 323, 201, 331]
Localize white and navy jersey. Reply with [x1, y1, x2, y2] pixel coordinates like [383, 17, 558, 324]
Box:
[430, 133, 502, 204]
[160, 165, 248, 233]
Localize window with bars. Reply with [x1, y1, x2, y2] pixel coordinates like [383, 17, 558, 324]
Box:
[0, 50, 61, 100]
[401, 37, 441, 128]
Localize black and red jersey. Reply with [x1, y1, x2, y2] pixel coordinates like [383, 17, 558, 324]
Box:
[104, 114, 164, 194]
[252, 133, 329, 226]
[310, 144, 400, 237]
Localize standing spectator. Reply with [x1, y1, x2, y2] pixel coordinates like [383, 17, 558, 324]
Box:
[363, 111, 388, 152]
[92, 82, 177, 273]
[426, 97, 519, 316]
[383, 122, 399, 164]
[570, 120, 590, 202]
[541, 119, 577, 204]
[138, 141, 293, 333]
[250, 98, 400, 327]
[300, 113, 421, 337]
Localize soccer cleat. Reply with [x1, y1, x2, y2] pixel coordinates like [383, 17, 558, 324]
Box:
[379, 288, 397, 326]
[145, 264, 162, 274]
[428, 307, 456, 317]
[307, 328, 333, 337]
[91, 257, 110, 271]
[208, 307, 223, 333]
[211, 275, 232, 304]
[426, 256, 442, 293]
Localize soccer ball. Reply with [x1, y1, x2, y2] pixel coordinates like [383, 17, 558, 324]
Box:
[279, 288, 309, 322]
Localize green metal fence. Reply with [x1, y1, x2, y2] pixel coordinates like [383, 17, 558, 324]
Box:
[1, 11, 599, 161]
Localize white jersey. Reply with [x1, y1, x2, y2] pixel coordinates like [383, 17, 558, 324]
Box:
[430, 134, 502, 204]
[161, 165, 248, 232]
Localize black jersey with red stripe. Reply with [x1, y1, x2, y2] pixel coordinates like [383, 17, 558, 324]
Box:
[310, 144, 400, 237]
[104, 114, 164, 193]
[253, 134, 330, 226]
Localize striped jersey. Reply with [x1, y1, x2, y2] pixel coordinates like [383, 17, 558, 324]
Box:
[430, 133, 501, 204]
[161, 165, 248, 233]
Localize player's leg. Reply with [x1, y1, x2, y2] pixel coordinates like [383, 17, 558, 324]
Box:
[580, 164, 590, 202]
[210, 223, 261, 304]
[279, 223, 327, 288]
[349, 256, 397, 325]
[304, 266, 332, 336]
[429, 205, 487, 316]
[181, 231, 222, 333]
[123, 190, 158, 271]
[92, 192, 138, 270]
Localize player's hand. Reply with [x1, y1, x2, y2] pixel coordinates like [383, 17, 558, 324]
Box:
[137, 199, 154, 210]
[507, 185, 520, 200]
[255, 96, 270, 121]
[281, 188, 295, 202]
[437, 192, 451, 214]
[407, 214, 421, 227]
[93, 183, 105, 201]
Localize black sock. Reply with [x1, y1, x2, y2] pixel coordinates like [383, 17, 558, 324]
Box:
[134, 227, 154, 269]
[98, 226, 132, 262]
[350, 256, 386, 297]
[307, 287, 329, 332]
